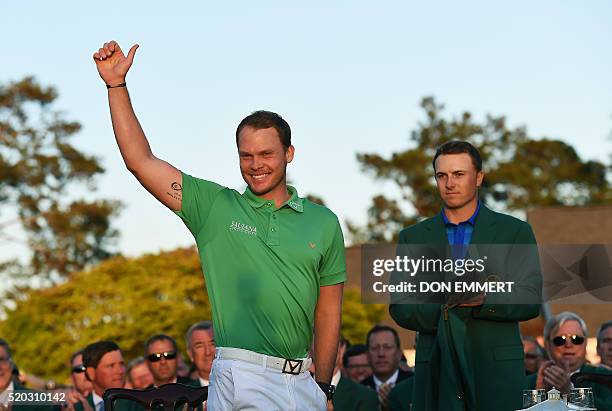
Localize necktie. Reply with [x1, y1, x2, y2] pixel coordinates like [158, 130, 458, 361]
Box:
[96, 401, 104, 411]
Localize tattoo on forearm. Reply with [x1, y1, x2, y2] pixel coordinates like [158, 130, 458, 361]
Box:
[166, 182, 182, 201]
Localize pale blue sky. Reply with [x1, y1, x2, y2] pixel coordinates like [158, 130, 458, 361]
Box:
[2, 1, 611, 262]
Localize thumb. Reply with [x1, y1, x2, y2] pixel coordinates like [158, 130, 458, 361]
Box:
[126, 44, 139, 64]
[562, 359, 571, 372]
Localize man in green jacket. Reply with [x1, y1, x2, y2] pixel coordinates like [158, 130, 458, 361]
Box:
[389, 141, 542, 411]
[332, 339, 379, 411]
[387, 376, 414, 411]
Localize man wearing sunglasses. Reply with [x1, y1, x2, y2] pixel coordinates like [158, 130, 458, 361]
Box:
[144, 335, 196, 388]
[66, 350, 93, 408]
[526, 312, 612, 410]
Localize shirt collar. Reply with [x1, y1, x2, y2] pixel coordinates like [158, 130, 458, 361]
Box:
[198, 377, 210, 387]
[242, 185, 304, 213]
[331, 370, 341, 387]
[373, 368, 399, 389]
[92, 391, 104, 407]
[0, 381, 14, 406]
[441, 200, 481, 226]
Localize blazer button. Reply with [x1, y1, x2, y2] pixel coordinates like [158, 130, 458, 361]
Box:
[457, 394, 463, 400]
[488, 308, 496, 313]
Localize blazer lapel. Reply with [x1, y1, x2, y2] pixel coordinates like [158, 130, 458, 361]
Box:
[426, 213, 450, 244]
[470, 204, 497, 244]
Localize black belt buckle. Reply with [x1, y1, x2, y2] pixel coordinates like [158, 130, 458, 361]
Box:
[282, 359, 303, 375]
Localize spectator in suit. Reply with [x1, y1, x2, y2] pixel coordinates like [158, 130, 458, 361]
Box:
[342, 344, 372, 383]
[66, 350, 94, 408]
[0, 338, 15, 406]
[70, 351, 93, 396]
[309, 337, 378, 411]
[185, 321, 215, 387]
[597, 320, 612, 369]
[77, 340, 129, 411]
[144, 334, 195, 387]
[522, 335, 545, 375]
[330, 337, 379, 411]
[0, 339, 59, 411]
[126, 357, 154, 390]
[361, 325, 413, 410]
[526, 312, 612, 410]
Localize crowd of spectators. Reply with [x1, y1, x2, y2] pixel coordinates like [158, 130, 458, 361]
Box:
[1, 314, 611, 410]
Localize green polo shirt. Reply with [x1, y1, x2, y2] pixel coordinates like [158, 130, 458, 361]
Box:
[175, 172, 347, 359]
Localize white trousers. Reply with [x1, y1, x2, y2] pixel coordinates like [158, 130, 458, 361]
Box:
[207, 352, 327, 411]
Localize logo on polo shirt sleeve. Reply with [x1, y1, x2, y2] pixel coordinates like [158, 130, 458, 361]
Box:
[229, 220, 258, 236]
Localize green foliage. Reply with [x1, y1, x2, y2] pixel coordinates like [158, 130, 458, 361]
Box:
[0, 76, 121, 279]
[0, 247, 210, 383]
[351, 96, 612, 243]
[341, 289, 386, 346]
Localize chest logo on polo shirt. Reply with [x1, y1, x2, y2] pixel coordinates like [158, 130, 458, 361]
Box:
[308, 242, 316, 249]
[229, 220, 257, 236]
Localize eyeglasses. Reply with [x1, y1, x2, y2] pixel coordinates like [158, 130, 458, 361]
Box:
[147, 351, 177, 362]
[71, 364, 86, 373]
[552, 334, 585, 347]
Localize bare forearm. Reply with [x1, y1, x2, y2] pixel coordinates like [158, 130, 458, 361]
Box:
[107, 87, 154, 172]
[314, 283, 343, 383]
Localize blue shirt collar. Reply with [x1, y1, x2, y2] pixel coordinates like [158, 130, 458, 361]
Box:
[441, 200, 481, 226]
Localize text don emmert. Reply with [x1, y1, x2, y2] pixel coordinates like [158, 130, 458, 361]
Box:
[373, 281, 514, 293]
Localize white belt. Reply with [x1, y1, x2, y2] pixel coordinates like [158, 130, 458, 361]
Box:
[215, 347, 312, 375]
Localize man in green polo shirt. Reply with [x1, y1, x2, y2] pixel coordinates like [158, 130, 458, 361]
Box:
[93, 40, 345, 410]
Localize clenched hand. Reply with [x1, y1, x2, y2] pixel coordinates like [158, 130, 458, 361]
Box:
[92, 40, 139, 87]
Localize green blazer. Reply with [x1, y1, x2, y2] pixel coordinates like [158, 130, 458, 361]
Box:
[333, 375, 380, 411]
[525, 363, 612, 410]
[390, 205, 542, 411]
[388, 376, 414, 411]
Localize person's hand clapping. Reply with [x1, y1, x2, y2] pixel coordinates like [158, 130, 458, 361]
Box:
[535, 360, 571, 393]
[92, 40, 139, 87]
[64, 389, 93, 411]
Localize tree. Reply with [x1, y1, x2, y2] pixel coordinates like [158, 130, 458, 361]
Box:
[350, 96, 612, 243]
[0, 77, 121, 280]
[341, 289, 387, 345]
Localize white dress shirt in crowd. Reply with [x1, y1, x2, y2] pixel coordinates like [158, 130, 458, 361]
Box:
[373, 369, 399, 391]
